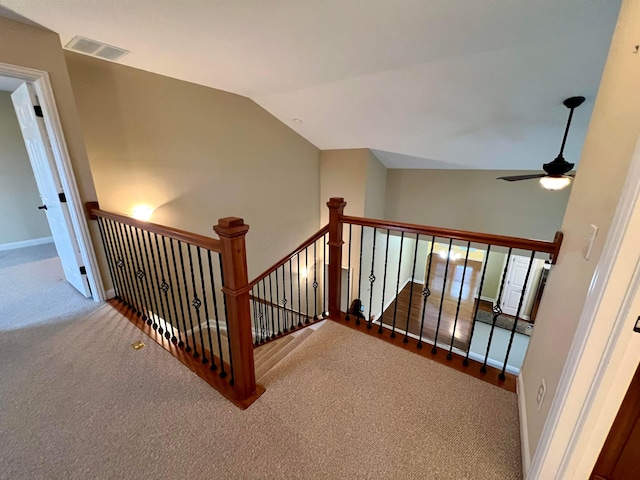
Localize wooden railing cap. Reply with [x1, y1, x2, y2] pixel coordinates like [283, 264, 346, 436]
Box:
[327, 197, 347, 208]
[214, 217, 250, 237]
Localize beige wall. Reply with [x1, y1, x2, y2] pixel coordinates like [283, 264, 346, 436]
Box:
[385, 169, 571, 241]
[320, 149, 369, 224]
[0, 91, 51, 244]
[364, 151, 387, 219]
[64, 52, 320, 278]
[522, 0, 638, 463]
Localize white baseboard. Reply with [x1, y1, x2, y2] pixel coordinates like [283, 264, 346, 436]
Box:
[480, 295, 496, 304]
[517, 374, 531, 478]
[0, 236, 54, 251]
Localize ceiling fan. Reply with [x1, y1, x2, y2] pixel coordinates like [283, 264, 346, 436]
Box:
[497, 96, 585, 190]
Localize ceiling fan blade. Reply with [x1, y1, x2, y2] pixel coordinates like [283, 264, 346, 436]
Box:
[496, 174, 546, 182]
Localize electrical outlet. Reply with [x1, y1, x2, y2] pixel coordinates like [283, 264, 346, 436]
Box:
[536, 378, 547, 411]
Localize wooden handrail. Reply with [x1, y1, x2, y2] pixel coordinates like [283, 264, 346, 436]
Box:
[249, 294, 312, 320]
[248, 224, 329, 288]
[341, 215, 563, 262]
[86, 202, 222, 253]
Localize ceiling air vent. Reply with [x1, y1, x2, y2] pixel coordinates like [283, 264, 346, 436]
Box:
[64, 36, 129, 62]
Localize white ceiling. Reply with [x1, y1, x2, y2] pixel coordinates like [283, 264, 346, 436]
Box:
[0, 0, 620, 169]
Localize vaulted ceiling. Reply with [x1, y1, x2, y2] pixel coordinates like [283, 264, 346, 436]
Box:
[0, 1, 620, 169]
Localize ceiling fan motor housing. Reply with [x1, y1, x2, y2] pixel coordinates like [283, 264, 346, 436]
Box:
[543, 156, 574, 176]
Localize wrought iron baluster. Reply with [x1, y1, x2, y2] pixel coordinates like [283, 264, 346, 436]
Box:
[448, 241, 471, 360]
[187, 244, 208, 362]
[289, 259, 294, 331]
[196, 247, 215, 367]
[500, 251, 535, 380]
[217, 255, 234, 385]
[432, 238, 454, 354]
[305, 246, 310, 324]
[281, 264, 288, 332]
[160, 236, 182, 345]
[403, 234, 420, 343]
[268, 274, 276, 337]
[417, 237, 435, 349]
[261, 279, 269, 339]
[176, 240, 197, 354]
[297, 253, 302, 327]
[154, 233, 176, 342]
[481, 248, 513, 374]
[122, 224, 146, 319]
[138, 229, 161, 330]
[169, 238, 189, 348]
[117, 221, 143, 317]
[275, 267, 282, 334]
[146, 230, 169, 336]
[378, 229, 391, 334]
[105, 219, 132, 308]
[134, 227, 159, 328]
[251, 287, 259, 346]
[207, 251, 227, 376]
[390, 232, 404, 338]
[313, 240, 318, 320]
[95, 217, 120, 301]
[367, 227, 377, 330]
[357, 226, 364, 326]
[464, 245, 492, 366]
[323, 232, 328, 316]
[345, 224, 353, 321]
[129, 225, 153, 323]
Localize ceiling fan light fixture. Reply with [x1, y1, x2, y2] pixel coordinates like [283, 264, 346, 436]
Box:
[539, 175, 572, 191]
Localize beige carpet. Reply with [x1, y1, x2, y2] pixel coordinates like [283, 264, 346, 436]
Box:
[0, 299, 521, 479]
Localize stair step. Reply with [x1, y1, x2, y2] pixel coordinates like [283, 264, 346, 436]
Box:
[256, 328, 315, 381]
[255, 336, 293, 367]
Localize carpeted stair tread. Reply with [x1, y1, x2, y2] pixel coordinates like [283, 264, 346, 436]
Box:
[256, 328, 315, 381]
[254, 336, 294, 365]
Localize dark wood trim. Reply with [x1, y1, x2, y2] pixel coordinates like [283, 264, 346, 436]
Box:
[248, 224, 330, 288]
[250, 294, 313, 321]
[86, 202, 223, 253]
[328, 312, 517, 393]
[214, 217, 258, 403]
[327, 198, 346, 317]
[108, 299, 265, 409]
[340, 214, 562, 260]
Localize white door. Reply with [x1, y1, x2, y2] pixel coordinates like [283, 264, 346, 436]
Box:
[501, 255, 531, 316]
[11, 83, 91, 297]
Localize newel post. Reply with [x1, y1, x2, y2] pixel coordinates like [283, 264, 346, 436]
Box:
[327, 197, 347, 317]
[214, 217, 256, 401]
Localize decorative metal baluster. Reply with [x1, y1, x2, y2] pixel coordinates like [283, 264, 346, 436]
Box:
[177, 240, 198, 354]
[313, 240, 318, 320]
[95, 217, 121, 301]
[481, 248, 513, 373]
[187, 244, 207, 361]
[217, 255, 234, 385]
[367, 227, 377, 330]
[390, 232, 405, 338]
[154, 233, 176, 341]
[129, 225, 153, 323]
[207, 251, 227, 376]
[289, 259, 294, 330]
[161, 236, 182, 346]
[261, 279, 269, 338]
[169, 238, 189, 348]
[106, 220, 129, 306]
[417, 237, 435, 349]
[134, 226, 159, 327]
[500, 251, 535, 380]
[357, 226, 364, 326]
[138, 229, 161, 329]
[251, 287, 259, 346]
[448, 241, 471, 360]
[115, 220, 140, 313]
[345, 224, 353, 321]
[195, 247, 214, 367]
[323, 232, 328, 316]
[122, 224, 146, 320]
[432, 238, 454, 354]
[297, 253, 302, 327]
[275, 267, 282, 334]
[281, 264, 288, 333]
[403, 234, 420, 343]
[146, 230, 169, 336]
[378, 229, 391, 334]
[268, 274, 276, 337]
[305, 246, 310, 324]
[464, 245, 492, 366]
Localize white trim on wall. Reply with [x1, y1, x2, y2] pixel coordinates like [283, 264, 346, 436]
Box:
[0, 61, 105, 301]
[518, 374, 532, 477]
[0, 236, 53, 251]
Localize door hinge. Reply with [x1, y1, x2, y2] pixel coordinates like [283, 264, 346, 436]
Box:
[58, 192, 67, 203]
[33, 105, 43, 117]
[79, 266, 87, 275]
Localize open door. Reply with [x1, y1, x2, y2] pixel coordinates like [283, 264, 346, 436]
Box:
[11, 83, 91, 297]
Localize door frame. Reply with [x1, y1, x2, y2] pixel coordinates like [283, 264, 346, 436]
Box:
[0, 61, 104, 301]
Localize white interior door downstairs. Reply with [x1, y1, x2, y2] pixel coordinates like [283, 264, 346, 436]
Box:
[11, 82, 91, 297]
[501, 254, 532, 316]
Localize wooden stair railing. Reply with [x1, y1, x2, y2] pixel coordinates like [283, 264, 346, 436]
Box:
[86, 202, 262, 409]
